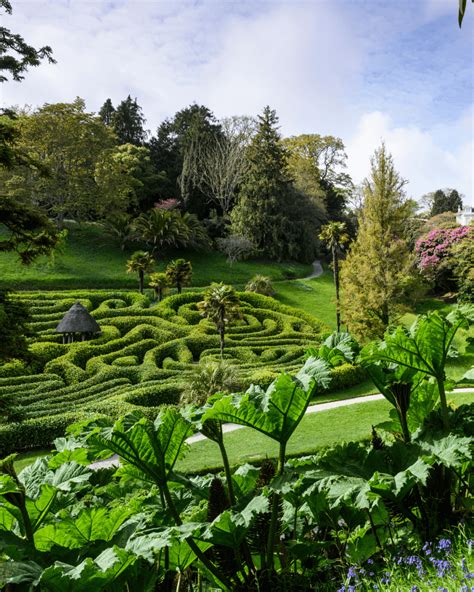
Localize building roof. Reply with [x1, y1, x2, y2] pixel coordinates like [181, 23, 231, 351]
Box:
[55, 302, 101, 334]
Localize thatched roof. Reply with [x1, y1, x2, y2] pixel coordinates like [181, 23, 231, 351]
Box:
[56, 302, 100, 334]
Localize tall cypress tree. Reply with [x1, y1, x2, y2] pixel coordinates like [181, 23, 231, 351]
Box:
[112, 95, 147, 145]
[98, 98, 115, 126]
[340, 144, 417, 340]
[231, 106, 291, 260]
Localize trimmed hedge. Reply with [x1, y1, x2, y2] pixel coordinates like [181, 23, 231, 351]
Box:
[1, 289, 329, 452]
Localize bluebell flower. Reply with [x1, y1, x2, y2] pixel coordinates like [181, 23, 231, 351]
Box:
[461, 558, 468, 573]
[348, 587, 356, 592]
[372, 586, 379, 591]
[347, 566, 357, 579]
[410, 587, 419, 592]
[367, 558, 374, 565]
[336, 587, 345, 592]
[422, 541, 432, 556]
[437, 538, 452, 553]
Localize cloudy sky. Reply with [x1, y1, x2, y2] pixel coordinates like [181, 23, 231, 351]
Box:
[1, 0, 473, 201]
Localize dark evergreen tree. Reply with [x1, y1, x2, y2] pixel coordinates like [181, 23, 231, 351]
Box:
[430, 188, 463, 216]
[231, 106, 293, 260]
[148, 104, 222, 216]
[112, 95, 147, 145]
[98, 98, 115, 126]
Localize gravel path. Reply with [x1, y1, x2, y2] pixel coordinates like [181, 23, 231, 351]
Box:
[304, 260, 323, 280]
[88, 388, 473, 470]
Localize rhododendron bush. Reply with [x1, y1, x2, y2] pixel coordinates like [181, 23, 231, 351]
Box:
[415, 226, 473, 294]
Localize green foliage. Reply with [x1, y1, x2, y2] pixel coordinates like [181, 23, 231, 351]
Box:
[110, 95, 147, 146]
[231, 107, 296, 261]
[198, 283, 242, 357]
[165, 258, 192, 294]
[245, 274, 274, 296]
[341, 144, 420, 340]
[126, 251, 155, 293]
[148, 271, 168, 301]
[430, 188, 463, 217]
[0, 290, 326, 452]
[0, 0, 55, 83]
[183, 359, 240, 406]
[0, 291, 32, 363]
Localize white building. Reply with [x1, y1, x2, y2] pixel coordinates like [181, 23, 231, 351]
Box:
[456, 206, 474, 226]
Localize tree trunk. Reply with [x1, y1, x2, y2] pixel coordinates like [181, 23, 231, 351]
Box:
[333, 246, 341, 332]
[139, 270, 144, 294]
[177, 281, 182, 294]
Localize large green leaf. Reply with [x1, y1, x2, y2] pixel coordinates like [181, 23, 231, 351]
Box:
[204, 359, 330, 445]
[202, 495, 269, 548]
[86, 408, 194, 485]
[36, 546, 137, 592]
[34, 506, 135, 551]
[361, 310, 470, 380]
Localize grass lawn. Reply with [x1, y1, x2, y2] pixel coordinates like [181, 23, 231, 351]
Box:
[14, 391, 473, 474]
[176, 390, 473, 473]
[0, 223, 311, 290]
[273, 271, 337, 329]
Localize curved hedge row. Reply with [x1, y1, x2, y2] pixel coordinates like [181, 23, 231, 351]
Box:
[1, 290, 330, 453]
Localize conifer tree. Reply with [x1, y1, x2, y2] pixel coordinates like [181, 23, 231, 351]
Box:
[340, 144, 417, 340]
[112, 95, 147, 145]
[98, 98, 115, 126]
[231, 106, 291, 260]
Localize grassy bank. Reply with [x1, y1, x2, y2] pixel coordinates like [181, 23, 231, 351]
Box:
[0, 223, 311, 290]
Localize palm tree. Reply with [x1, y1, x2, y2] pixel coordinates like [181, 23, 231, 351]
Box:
[197, 283, 241, 358]
[133, 209, 188, 254]
[149, 272, 169, 301]
[165, 259, 192, 294]
[319, 221, 350, 332]
[126, 250, 155, 294]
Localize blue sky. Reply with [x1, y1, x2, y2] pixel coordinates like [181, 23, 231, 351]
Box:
[1, 0, 472, 200]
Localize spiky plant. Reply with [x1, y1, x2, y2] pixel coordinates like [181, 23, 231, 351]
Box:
[148, 272, 169, 302]
[165, 259, 192, 294]
[197, 283, 241, 358]
[126, 250, 155, 294]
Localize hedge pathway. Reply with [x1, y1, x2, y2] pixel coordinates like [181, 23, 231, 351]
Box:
[88, 387, 473, 470]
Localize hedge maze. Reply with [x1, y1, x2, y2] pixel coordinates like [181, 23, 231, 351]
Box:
[0, 290, 329, 453]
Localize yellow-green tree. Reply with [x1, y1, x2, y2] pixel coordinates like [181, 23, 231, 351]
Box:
[340, 144, 417, 340]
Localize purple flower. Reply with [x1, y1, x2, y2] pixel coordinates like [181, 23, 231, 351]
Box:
[411, 587, 419, 592]
[437, 538, 452, 553]
[348, 587, 356, 592]
[367, 558, 374, 565]
[347, 566, 357, 579]
[337, 587, 345, 592]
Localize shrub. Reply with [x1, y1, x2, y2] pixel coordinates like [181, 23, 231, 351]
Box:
[327, 363, 367, 391]
[245, 275, 274, 296]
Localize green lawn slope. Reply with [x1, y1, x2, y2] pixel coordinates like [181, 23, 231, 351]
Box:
[0, 223, 311, 290]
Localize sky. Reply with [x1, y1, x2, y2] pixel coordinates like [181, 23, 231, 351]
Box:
[1, 0, 473, 202]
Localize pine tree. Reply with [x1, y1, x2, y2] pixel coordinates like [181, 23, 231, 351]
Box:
[112, 95, 147, 145]
[231, 106, 291, 260]
[98, 98, 115, 126]
[340, 144, 417, 340]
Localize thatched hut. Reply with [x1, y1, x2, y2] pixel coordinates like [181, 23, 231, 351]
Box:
[56, 302, 101, 344]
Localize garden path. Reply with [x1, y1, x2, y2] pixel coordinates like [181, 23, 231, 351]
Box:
[304, 260, 323, 280]
[88, 387, 473, 469]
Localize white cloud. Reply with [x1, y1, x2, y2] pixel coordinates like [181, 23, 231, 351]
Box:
[346, 109, 474, 202]
[0, 0, 472, 202]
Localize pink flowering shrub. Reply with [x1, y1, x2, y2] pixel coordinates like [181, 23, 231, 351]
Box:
[154, 198, 179, 210]
[415, 226, 472, 271]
